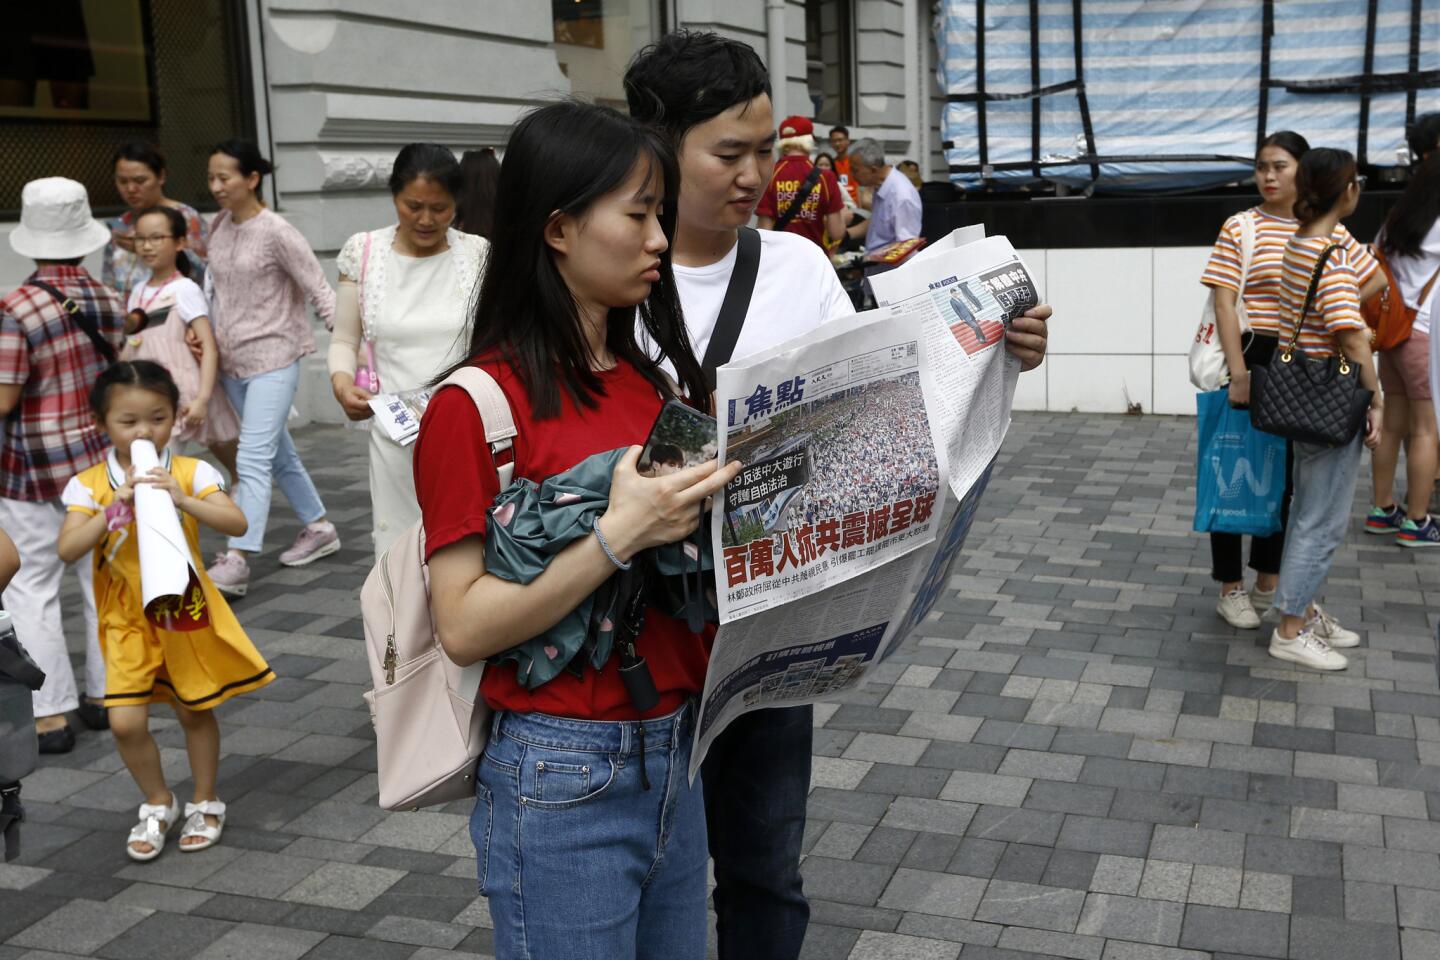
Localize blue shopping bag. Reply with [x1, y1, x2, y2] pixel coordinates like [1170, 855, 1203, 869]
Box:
[1193, 389, 1286, 536]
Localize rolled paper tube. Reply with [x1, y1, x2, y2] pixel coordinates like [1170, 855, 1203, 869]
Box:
[129, 440, 209, 631]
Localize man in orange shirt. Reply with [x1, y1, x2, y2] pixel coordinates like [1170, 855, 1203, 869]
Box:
[828, 124, 861, 205]
[757, 115, 844, 250]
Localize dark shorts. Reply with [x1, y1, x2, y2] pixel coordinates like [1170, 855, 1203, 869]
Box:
[1378, 330, 1432, 402]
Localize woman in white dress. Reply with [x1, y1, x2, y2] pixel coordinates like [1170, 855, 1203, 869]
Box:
[328, 144, 489, 557]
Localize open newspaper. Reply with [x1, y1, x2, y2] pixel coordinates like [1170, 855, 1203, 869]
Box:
[690, 231, 1041, 777]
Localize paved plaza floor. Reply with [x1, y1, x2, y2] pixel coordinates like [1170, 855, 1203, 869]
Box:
[3, 411, 1439, 959]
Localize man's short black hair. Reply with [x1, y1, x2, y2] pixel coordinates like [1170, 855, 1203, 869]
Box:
[830, 125, 850, 138]
[625, 30, 771, 146]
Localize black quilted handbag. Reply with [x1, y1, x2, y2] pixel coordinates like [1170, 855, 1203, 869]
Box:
[1251, 244, 1373, 447]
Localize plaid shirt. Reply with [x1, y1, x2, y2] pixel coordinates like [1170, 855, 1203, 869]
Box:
[0, 266, 125, 502]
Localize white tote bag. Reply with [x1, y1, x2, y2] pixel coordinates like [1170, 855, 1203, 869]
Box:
[1189, 211, 1257, 390]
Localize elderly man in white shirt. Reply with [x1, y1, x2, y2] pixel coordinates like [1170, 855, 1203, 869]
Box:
[846, 137, 922, 253]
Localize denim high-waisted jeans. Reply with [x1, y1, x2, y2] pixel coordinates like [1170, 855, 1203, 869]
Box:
[220, 361, 327, 553]
[1272, 433, 1364, 619]
[472, 704, 707, 960]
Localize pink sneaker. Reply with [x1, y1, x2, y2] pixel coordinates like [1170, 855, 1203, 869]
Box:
[207, 553, 250, 598]
[280, 522, 340, 567]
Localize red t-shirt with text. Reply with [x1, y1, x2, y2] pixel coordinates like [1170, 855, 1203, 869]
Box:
[412, 354, 711, 721]
[757, 156, 845, 250]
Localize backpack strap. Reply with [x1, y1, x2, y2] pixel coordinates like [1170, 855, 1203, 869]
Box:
[701, 226, 761, 390]
[27, 279, 117, 366]
[773, 164, 824, 233]
[440, 366, 518, 487]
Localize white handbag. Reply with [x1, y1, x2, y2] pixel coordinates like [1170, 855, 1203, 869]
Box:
[361, 367, 514, 811]
[1189, 211, 1257, 391]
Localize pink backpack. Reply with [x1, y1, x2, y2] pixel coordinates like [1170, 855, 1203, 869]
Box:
[361, 366, 516, 810]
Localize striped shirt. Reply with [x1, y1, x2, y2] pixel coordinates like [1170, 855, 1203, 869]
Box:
[1275, 236, 1364, 359]
[1201, 208, 1377, 336]
[0, 266, 125, 501]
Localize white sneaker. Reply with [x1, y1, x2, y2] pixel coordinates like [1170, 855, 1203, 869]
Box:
[1269, 627, 1348, 671]
[1217, 588, 1261, 629]
[1250, 586, 1276, 616]
[1307, 604, 1360, 649]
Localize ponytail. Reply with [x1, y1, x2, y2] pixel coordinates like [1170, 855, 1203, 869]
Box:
[1293, 148, 1356, 224]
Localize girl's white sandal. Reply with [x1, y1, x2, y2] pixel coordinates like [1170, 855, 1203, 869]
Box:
[178, 798, 226, 852]
[126, 793, 179, 862]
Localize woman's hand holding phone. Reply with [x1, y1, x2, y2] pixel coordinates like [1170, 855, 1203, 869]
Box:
[597, 446, 741, 564]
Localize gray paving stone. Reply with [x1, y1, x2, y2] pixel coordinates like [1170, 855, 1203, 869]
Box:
[1244, 835, 1343, 879]
[23, 416, 1440, 958]
[876, 868, 987, 919]
[847, 930, 960, 960]
[1397, 887, 1440, 931]
[1239, 871, 1292, 914]
[1336, 783, 1430, 820]
[1343, 845, 1440, 890]
[1090, 855, 1145, 896]
[7, 899, 152, 954]
[280, 861, 405, 911]
[365, 915, 469, 949]
[1055, 815, 1153, 857]
[1024, 781, 1115, 818]
[1076, 893, 1185, 945]
[966, 806, 1066, 846]
[1288, 807, 1384, 846]
[1178, 904, 1289, 957]
[995, 842, 1052, 884]
[195, 850, 325, 898]
[878, 798, 976, 836]
[1139, 859, 1192, 903]
[1187, 865, 1243, 908]
[996, 926, 1105, 960]
[93, 912, 233, 960]
[1288, 915, 1400, 960]
[939, 772, 1032, 807]
[1346, 880, 1398, 925]
[974, 879, 1086, 932]
[799, 857, 895, 907]
[1150, 825, 1246, 868]
[1099, 945, 1208, 960]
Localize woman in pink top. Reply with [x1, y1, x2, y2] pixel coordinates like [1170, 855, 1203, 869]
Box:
[202, 140, 339, 598]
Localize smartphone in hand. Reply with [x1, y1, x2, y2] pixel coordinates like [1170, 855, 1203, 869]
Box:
[639, 400, 717, 477]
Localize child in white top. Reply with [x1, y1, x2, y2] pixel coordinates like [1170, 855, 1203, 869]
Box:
[123, 206, 239, 479]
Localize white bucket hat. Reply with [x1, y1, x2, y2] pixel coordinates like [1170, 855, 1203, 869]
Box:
[9, 177, 111, 260]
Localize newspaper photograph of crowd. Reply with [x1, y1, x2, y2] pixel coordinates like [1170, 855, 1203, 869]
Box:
[721, 371, 938, 548]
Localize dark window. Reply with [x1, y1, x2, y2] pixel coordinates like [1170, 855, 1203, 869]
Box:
[806, 0, 854, 125]
[0, 0, 254, 216]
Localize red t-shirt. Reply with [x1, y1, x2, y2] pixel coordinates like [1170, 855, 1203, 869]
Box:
[412, 354, 712, 721]
[757, 156, 845, 249]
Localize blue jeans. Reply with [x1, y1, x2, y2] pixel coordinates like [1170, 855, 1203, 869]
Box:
[703, 705, 812, 960]
[220, 362, 327, 553]
[1273, 434, 1363, 618]
[473, 704, 708, 960]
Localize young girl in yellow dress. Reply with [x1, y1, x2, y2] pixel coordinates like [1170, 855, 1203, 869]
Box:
[57, 361, 273, 862]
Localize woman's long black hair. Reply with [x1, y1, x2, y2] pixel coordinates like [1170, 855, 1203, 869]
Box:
[1381, 154, 1440, 260]
[456, 148, 500, 239]
[437, 101, 706, 418]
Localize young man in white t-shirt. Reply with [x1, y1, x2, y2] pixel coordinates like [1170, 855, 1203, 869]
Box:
[627, 30, 1050, 960]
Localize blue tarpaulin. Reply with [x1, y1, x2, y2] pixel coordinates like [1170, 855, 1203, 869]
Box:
[938, 0, 1440, 192]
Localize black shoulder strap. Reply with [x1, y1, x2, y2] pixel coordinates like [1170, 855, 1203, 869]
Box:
[27, 280, 117, 365]
[773, 165, 825, 233]
[1286, 244, 1338, 352]
[701, 226, 761, 390]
